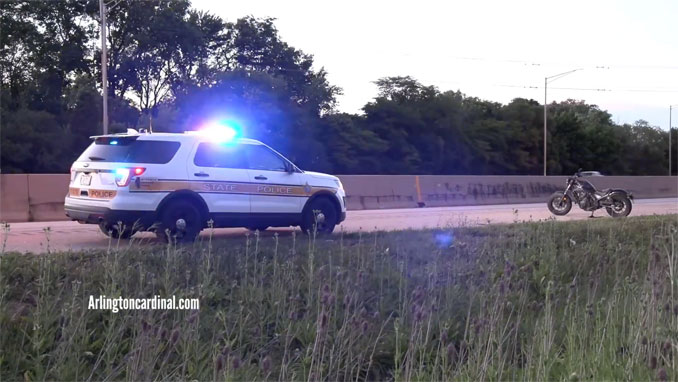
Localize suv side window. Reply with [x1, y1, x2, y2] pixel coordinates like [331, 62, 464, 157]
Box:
[245, 144, 288, 172]
[194, 143, 247, 169]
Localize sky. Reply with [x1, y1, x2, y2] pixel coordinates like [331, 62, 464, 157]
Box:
[192, 0, 678, 130]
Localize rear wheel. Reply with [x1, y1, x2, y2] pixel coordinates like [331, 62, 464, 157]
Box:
[547, 192, 572, 216]
[99, 222, 134, 239]
[300, 198, 337, 235]
[155, 200, 203, 243]
[605, 195, 632, 218]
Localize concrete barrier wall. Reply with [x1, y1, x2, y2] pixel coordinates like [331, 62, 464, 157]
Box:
[26, 174, 71, 222]
[1, 174, 676, 222]
[0, 175, 30, 222]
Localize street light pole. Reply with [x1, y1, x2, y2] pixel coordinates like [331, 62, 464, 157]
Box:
[543, 68, 583, 176]
[99, 0, 108, 135]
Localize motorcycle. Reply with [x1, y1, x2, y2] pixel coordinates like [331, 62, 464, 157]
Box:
[547, 169, 633, 218]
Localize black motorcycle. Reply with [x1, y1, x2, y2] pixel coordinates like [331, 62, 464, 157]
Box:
[547, 169, 633, 218]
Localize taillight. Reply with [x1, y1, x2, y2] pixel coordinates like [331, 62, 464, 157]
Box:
[115, 167, 145, 187]
[70, 167, 76, 182]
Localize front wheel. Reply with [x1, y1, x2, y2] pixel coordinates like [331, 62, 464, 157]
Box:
[547, 192, 572, 216]
[605, 195, 632, 218]
[300, 198, 338, 235]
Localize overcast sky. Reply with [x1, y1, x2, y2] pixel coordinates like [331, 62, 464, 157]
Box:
[192, 0, 678, 130]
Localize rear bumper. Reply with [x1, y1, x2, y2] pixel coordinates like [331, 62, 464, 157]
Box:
[64, 203, 155, 228]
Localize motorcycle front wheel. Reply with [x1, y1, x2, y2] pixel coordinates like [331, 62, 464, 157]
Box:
[547, 192, 572, 216]
[605, 195, 632, 218]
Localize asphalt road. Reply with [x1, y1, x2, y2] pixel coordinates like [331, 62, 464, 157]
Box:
[2, 198, 677, 253]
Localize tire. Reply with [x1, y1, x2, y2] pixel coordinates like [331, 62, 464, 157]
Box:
[99, 222, 134, 239]
[247, 226, 269, 232]
[605, 194, 632, 218]
[155, 200, 203, 243]
[547, 192, 572, 216]
[300, 198, 338, 235]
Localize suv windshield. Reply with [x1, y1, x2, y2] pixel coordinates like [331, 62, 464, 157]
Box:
[77, 137, 180, 164]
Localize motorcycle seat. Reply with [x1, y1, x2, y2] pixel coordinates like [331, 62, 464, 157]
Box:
[595, 189, 610, 196]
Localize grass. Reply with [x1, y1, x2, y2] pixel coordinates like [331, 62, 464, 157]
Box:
[0, 214, 677, 381]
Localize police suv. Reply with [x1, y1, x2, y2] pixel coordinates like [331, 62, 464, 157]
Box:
[64, 129, 347, 241]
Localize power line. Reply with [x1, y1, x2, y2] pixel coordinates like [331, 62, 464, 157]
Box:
[418, 79, 678, 94]
[371, 51, 678, 71]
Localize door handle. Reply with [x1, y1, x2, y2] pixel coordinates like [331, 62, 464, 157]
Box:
[254, 175, 267, 180]
[194, 172, 210, 177]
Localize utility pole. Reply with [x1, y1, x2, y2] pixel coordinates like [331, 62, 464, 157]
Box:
[99, 0, 108, 135]
[543, 68, 583, 176]
[671, 105, 678, 176]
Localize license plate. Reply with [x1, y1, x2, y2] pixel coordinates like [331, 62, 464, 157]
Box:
[80, 174, 92, 186]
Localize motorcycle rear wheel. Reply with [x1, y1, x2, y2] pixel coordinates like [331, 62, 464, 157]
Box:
[547, 192, 572, 216]
[605, 195, 632, 218]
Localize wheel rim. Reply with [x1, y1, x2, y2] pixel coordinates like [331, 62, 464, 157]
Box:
[552, 198, 568, 212]
[612, 200, 627, 213]
[314, 211, 327, 231]
[168, 208, 197, 239]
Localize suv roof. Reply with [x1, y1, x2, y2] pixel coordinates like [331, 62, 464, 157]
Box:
[90, 130, 263, 145]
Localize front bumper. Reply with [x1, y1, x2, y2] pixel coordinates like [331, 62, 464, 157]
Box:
[65, 203, 155, 228]
[339, 211, 347, 223]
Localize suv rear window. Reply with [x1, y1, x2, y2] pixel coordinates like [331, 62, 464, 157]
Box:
[77, 137, 180, 164]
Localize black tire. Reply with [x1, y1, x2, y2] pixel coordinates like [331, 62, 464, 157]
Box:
[247, 226, 269, 232]
[99, 222, 134, 239]
[155, 200, 203, 243]
[300, 198, 338, 235]
[547, 192, 572, 216]
[605, 194, 632, 218]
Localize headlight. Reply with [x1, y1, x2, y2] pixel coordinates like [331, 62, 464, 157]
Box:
[333, 178, 343, 190]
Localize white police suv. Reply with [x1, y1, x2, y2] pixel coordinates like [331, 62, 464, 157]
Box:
[64, 128, 347, 241]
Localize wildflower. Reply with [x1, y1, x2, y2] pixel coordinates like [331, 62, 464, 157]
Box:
[221, 345, 230, 357]
[447, 343, 457, 364]
[662, 340, 672, 354]
[321, 291, 334, 307]
[318, 311, 329, 330]
[170, 329, 180, 345]
[361, 320, 369, 335]
[232, 356, 241, 370]
[343, 294, 352, 307]
[649, 355, 657, 369]
[441, 331, 448, 344]
[261, 355, 272, 373]
[415, 306, 425, 323]
[657, 368, 668, 381]
[216, 354, 225, 371]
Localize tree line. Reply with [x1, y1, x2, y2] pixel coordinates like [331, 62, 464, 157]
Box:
[1, 0, 676, 175]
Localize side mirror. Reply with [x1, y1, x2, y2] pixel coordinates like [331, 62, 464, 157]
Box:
[285, 162, 295, 173]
